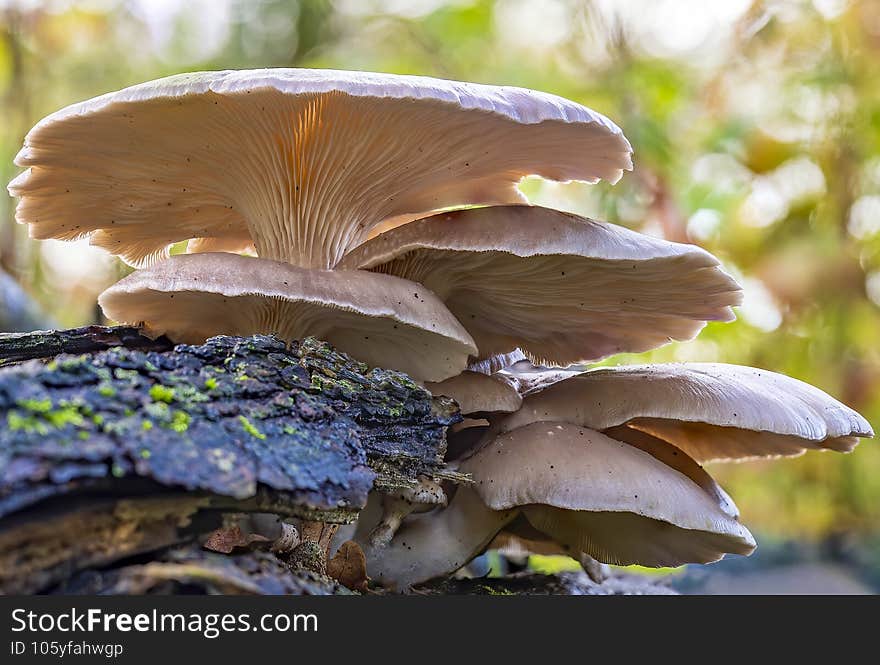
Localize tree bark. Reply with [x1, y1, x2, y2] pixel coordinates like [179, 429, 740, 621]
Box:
[0, 328, 460, 593]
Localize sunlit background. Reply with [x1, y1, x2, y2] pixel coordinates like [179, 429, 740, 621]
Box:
[1, 0, 878, 592]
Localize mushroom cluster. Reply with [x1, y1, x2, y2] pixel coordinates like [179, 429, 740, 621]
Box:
[8, 68, 873, 590]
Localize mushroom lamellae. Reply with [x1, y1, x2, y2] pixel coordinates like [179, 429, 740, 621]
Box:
[9, 69, 872, 589]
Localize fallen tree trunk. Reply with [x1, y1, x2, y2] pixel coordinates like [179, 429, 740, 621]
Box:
[0, 328, 461, 593]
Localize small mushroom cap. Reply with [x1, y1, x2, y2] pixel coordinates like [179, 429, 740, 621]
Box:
[10, 68, 631, 269]
[98, 252, 476, 382]
[460, 422, 755, 567]
[358, 486, 517, 590]
[496, 363, 874, 462]
[340, 205, 742, 366]
[426, 371, 522, 415]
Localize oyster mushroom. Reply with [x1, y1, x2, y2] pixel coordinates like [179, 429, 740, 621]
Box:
[98, 253, 476, 382]
[9, 69, 631, 269]
[494, 363, 874, 462]
[426, 370, 522, 416]
[359, 485, 518, 590]
[362, 421, 754, 589]
[461, 422, 755, 568]
[340, 205, 742, 365]
[366, 476, 449, 548]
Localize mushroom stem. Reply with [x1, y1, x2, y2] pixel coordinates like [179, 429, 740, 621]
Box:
[578, 553, 610, 584]
[288, 520, 339, 574]
[270, 522, 301, 555]
[368, 476, 447, 547]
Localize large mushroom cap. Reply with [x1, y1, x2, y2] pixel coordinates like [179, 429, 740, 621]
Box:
[497, 363, 874, 462]
[9, 68, 632, 269]
[426, 370, 522, 416]
[461, 422, 755, 567]
[98, 252, 476, 382]
[340, 205, 742, 365]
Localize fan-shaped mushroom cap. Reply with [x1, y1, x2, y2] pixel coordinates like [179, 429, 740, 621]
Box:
[340, 205, 742, 365]
[460, 422, 755, 567]
[98, 252, 476, 382]
[426, 371, 522, 415]
[358, 485, 518, 590]
[9, 69, 631, 269]
[496, 363, 874, 462]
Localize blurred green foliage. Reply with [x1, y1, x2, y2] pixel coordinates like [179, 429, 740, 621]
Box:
[0, 0, 877, 539]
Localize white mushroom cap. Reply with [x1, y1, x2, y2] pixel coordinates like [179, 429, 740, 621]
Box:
[426, 371, 522, 415]
[98, 252, 476, 382]
[9, 69, 631, 269]
[460, 422, 756, 567]
[340, 205, 742, 365]
[496, 363, 874, 462]
[358, 485, 518, 590]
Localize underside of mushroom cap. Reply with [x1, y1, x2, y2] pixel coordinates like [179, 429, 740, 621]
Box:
[10, 68, 632, 269]
[460, 422, 755, 567]
[498, 360, 582, 397]
[340, 205, 743, 365]
[496, 363, 874, 462]
[98, 252, 477, 382]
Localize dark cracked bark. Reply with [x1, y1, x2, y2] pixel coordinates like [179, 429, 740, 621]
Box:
[0, 328, 461, 593]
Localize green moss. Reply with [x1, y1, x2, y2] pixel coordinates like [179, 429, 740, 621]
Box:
[111, 464, 125, 478]
[45, 405, 85, 429]
[113, 368, 138, 380]
[204, 377, 218, 390]
[238, 415, 266, 440]
[7, 411, 48, 435]
[144, 402, 169, 419]
[77, 430, 90, 440]
[92, 414, 105, 426]
[8, 402, 88, 433]
[141, 420, 153, 431]
[19, 398, 52, 413]
[172, 384, 209, 403]
[97, 383, 116, 397]
[149, 384, 175, 403]
[168, 410, 191, 433]
[59, 356, 86, 371]
[139, 449, 152, 459]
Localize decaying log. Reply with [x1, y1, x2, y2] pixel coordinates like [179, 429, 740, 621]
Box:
[0, 324, 171, 367]
[55, 544, 353, 596]
[0, 329, 460, 593]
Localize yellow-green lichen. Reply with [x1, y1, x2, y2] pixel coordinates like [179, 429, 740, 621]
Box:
[168, 410, 191, 433]
[238, 415, 266, 440]
[149, 384, 175, 403]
